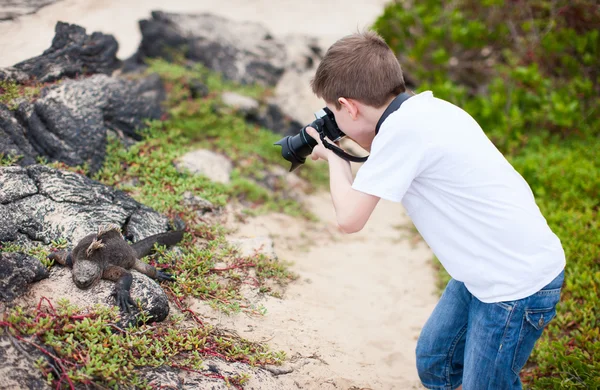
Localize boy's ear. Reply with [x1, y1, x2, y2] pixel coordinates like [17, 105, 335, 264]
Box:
[338, 97, 359, 120]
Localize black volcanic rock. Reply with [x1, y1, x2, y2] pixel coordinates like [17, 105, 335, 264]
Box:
[134, 11, 287, 86]
[0, 74, 164, 173]
[0, 104, 39, 166]
[0, 22, 120, 83]
[0, 252, 49, 302]
[0, 164, 171, 245]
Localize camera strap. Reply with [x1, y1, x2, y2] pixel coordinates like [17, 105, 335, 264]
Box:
[375, 92, 414, 135]
[319, 131, 369, 163]
[320, 91, 414, 163]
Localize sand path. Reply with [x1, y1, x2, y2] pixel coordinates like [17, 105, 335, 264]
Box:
[212, 192, 437, 389]
[1, 1, 438, 388]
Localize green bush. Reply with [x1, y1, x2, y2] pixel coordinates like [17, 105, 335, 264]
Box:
[375, 0, 599, 146]
[374, 0, 600, 387]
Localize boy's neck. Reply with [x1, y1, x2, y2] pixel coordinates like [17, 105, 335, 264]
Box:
[361, 95, 398, 130]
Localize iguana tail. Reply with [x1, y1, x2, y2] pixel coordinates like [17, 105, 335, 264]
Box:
[131, 230, 185, 258]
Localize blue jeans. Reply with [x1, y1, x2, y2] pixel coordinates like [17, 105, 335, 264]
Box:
[416, 270, 564, 389]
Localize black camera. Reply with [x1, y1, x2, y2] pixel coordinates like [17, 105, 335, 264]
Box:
[275, 107, 346, 172]
[274, 92, 413, 172]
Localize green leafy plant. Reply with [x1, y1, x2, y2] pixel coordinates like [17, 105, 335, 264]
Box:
[0, 298, 285, 389]
[0, 153, 21, 166]
[0, 79, 43, 110]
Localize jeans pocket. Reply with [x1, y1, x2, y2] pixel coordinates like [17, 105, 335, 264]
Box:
[511, 305, 558, 375]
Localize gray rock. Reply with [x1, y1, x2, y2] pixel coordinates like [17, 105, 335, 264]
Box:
[219, 91, 303, 137]
[12, 73, 164, 174]
[0, 164, 168, 246]
[0, 252, 49, 302]
[138, 358, 281, 389]
[135, 11, 287, 86]
[270, 34, 328, 123]
[24, 265, 171, 327]
[2, 22, 119, 83]
[248, 101, 304, 137]
[189, 78, 209, 99]
[280, 34, 324, 73]
[0, 165, 37, 204]
[118, 271, 171, 326]
[0, 335, 51, 390]
[0, 0, 59, 21]
[175, 149, 233, 184]
[221, 91, 260, 114]
[0, 67, 30, 84]
[182, 191, 214, 212]
[125, 206, 170, 243]
[0, 164, 176, 325]
[0, 104, 38, 166]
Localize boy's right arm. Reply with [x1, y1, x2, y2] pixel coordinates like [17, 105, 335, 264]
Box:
[328, 153, 380, 233]
[306, 127, 380, 233]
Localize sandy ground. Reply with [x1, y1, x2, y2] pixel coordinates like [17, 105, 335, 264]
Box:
[211, 192, 437, 389]
[1, 1, 439, 388]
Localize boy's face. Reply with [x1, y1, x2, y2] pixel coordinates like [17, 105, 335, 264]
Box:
[326, 101, 375, 151]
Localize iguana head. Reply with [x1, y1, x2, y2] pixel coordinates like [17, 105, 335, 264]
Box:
[70, 224, 124, 289]
[72, 236, 105, 289]
[72, 259, 102, 289]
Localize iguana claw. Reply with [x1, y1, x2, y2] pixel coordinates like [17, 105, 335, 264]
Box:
[156, 270, 175, 282]
[112, 288, 136, 313]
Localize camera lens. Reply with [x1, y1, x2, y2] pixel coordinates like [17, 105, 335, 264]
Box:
[274, 126, 318, 172]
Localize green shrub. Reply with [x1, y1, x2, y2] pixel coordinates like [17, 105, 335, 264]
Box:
[375, 0, 600, 387]
[375, 0, 599, 146]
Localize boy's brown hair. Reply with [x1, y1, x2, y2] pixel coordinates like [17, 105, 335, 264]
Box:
[311, 30, 405, 109]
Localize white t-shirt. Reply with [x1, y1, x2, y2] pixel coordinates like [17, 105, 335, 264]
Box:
[352, 91, 565, 303]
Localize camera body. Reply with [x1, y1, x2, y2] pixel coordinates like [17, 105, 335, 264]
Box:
[310, 107, 346, 143]
[275, 92, 413, 172]
[275, 107, 346, 172]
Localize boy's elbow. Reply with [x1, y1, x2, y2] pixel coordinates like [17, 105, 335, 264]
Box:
[337, 216, 365, 234]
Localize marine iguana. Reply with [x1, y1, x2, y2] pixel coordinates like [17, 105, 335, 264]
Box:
[48, 224, 184, 312]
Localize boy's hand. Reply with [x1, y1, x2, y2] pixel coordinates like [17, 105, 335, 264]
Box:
[306, 127, 333, 162]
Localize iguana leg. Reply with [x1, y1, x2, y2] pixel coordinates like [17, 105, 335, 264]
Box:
[103, 266, 135, 312]
[132, 259, 175, 282]
[47, 251, 73, 268]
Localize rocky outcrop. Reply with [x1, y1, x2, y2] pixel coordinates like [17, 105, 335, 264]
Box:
[0, 73, 164, 173]
[0, 104, 38, 166]
[175, 149, 233, 184]
[219, 91, 304, 137]
[25, 266, 173, 326]
[134, 11, 287, 86]
[0, 22, 164, 173]
[0, 164, 175, 324]
[0, 252, 49, 302]
[0, 22, 120, 83]
[0, 165, 170, 246]
[0, 334, 51, 390]
[139, 359, 282, 389]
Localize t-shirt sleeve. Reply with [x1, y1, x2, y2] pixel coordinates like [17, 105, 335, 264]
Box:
[352, 125, 427, 202]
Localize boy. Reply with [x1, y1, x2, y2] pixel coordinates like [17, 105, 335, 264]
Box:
[305, 31, 565, 389]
